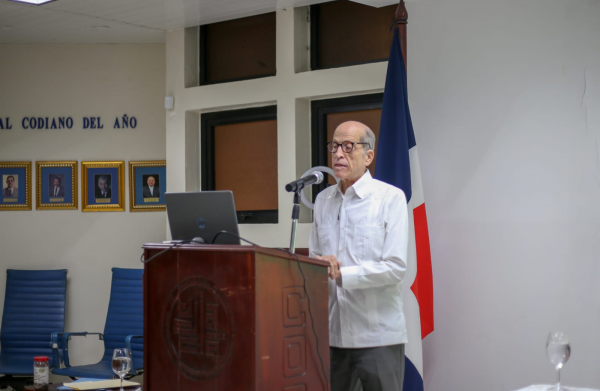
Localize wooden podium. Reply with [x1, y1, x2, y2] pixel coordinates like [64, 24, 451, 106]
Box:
[143, 244, 330, 391]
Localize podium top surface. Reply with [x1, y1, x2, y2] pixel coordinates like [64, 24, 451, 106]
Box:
[143, 243, 329, 268]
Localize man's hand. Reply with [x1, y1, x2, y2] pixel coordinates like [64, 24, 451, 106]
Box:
[316, 255, 342, 281]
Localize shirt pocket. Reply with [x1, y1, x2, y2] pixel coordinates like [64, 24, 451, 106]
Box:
[352, 225, 385, 260]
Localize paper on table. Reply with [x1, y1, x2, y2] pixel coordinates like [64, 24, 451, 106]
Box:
[56, 379, 103, 390]
[62, 379, 140, 390]
[515, 386, 600, 391]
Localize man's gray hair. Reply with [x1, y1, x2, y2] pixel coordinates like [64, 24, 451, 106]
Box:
[360, 126, 376, 155]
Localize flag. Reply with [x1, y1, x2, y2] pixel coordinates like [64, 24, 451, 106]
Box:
[374, 26, 434, 390]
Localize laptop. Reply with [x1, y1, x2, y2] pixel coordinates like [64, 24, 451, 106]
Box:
[165, 191, 240, 245]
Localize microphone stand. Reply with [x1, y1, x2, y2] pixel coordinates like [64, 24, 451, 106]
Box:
[289, 190, 301, 253]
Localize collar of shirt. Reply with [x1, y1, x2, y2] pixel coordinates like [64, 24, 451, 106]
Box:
[335, 169, 373, 199]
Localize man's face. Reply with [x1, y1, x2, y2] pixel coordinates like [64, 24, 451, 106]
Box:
[54, 178, 60, 187]
[147, 177, 155, 187]
[98, 178, 108, 192]
[6, 177, 14, 189]
[331, 122, 374, 184]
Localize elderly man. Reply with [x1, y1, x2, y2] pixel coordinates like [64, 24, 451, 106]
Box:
[309, 121, 409, 391]
[95, 175, 111, 198]
[2, 175, 18, 198]
[142, 175, 160, 198]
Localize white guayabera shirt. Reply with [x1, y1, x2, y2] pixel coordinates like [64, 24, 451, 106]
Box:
[309, 170, 409, 348]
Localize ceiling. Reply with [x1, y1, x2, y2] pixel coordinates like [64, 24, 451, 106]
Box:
[0, 0, 402, 44]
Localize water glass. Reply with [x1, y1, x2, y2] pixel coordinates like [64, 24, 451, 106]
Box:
[546, 332, 571, 391]
[112, 348, 132, 390]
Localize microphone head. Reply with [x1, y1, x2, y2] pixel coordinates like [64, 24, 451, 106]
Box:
[313, 171, 324, 184]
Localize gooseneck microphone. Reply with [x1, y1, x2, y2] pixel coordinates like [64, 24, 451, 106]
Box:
[285, 171, 324, 193]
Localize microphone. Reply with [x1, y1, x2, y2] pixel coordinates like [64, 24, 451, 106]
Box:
[285, 171, 324, 192]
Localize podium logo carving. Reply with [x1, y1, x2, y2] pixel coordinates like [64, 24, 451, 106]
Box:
[165, 276, 234, 380]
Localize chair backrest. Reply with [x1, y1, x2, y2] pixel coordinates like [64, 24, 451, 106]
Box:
[100, 268, 143, 370]
[0, 269, 68, 365]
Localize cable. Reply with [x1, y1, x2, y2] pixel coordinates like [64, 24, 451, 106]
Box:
[212, 230, 330, 391]
[139, 239, 203, 264]
[140, 242, 180, 264]
[212, 230, 261, 246]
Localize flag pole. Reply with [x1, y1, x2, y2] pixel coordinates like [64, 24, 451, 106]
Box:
[394, 0, 408, 70]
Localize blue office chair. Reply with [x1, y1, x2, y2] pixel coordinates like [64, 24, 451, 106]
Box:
[0, 269, 68, 379]
[51, 268, 143, 379]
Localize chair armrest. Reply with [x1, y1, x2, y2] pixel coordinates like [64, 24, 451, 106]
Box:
[63, 331, 104, 341]
[125, 335, 143, 376]
[50, 332, 65, 369]
[51, 332, 104, 368]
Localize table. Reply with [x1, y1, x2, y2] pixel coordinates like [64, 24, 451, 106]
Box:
[0, 382, 140, 391]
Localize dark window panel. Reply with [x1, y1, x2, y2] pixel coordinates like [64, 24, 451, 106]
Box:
[201, 12, 276, 85]
[214, 120, 278, 211]
[311, 1, 396, 70]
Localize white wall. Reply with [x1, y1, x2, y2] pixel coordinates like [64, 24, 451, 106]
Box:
[0, 44, 166, 379]
[164, 1, 600, 390]
[409, 1, 600, 390]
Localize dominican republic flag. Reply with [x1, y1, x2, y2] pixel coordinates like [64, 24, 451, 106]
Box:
[374, 26, 434, 390]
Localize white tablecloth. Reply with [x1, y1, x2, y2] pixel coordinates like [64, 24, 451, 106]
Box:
[515, 385, 600, 391]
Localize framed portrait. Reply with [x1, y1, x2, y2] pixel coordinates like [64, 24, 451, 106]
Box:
[0, 161, 32, 210]
[36, 161, 78, 210]
[81, 161, 125, 212]
[129, 161, 166, 212]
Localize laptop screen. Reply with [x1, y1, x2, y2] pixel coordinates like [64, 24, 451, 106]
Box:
[165, 191, 240, 245]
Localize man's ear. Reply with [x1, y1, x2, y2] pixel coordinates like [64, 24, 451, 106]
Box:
[365, 150, 375, 167]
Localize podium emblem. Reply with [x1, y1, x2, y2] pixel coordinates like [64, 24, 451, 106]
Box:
[165, 276, 234, 380]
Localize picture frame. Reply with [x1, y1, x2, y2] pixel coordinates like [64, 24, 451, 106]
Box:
[0, 161, 32, 211]
[129, 161, 166, 212]
[36, 161, 78, 210]
[81, 161, 125, 212]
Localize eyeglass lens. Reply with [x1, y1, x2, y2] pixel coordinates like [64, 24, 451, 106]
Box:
[327, 141, 355, 153]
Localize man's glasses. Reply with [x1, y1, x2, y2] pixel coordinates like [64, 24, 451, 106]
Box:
[326, 141, 368, 153]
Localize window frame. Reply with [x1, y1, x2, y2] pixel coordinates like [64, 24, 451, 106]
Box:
[201, 105, 278, 224]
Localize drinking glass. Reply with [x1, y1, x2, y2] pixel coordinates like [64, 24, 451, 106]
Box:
[546, 332, 571, 391]
[112, 348, 132, 390]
